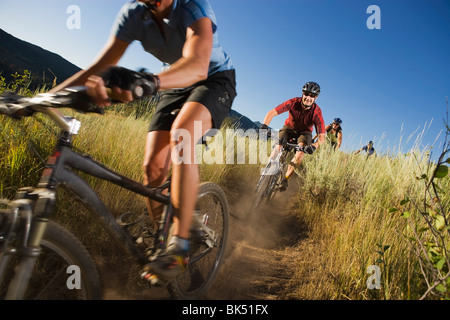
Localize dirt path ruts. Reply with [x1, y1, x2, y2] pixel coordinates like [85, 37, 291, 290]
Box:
[101, 180, 305, 300]
[206, 179, 306, 300]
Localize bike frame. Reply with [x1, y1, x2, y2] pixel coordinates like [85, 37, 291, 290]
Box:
[255, 140, 304, 198]
[0, 108, 175, 299]
[257, 142, 296, 187]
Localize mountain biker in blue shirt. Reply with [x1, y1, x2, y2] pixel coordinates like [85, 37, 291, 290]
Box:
[52, 0, 236, 280]
[355, 141, 376, 156]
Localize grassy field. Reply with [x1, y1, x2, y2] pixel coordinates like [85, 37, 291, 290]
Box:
[1, 80, 448, 299]
[284, 144, 449, 300]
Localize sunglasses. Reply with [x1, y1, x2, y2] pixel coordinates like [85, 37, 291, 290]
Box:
[303, 92, 317, 98]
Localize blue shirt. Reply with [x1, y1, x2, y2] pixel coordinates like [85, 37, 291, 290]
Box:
[362, 146, 375, 155]
[111, 0, 234, 76]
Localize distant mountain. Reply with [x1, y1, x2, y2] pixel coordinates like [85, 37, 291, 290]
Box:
[0, 28, 81, 88]
[227, 110, 275, 133]
[228, 109, 261, 130]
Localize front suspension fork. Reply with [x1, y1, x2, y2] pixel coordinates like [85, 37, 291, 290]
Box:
[0, 188, 54, 299]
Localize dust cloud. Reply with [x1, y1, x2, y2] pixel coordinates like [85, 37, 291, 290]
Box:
[100, 178, 304, 300]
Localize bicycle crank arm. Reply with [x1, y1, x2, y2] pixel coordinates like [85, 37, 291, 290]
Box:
[193, 212, 216, 248]
[189, 247, 212, 265]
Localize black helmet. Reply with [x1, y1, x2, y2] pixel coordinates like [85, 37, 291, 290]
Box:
[333, 117, 342, 124]
[302, 81, 321, 96]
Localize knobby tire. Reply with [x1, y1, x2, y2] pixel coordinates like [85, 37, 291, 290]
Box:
[168, 182, 229, 299]
[1, 221, 102, 300]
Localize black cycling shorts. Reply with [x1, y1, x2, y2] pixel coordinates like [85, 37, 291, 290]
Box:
[148, 69, 237, 132]
[278, 125, 312, 146]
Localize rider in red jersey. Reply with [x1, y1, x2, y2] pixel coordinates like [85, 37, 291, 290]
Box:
[260, 81, 326, 190]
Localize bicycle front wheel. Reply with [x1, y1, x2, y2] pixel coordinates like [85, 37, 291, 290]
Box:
[251, 162, 280, 211]
[267, 170, 284, 201]
[252, 174, 271, 210]
[169, 182, 229, 299]
[1, 221, 102, 300]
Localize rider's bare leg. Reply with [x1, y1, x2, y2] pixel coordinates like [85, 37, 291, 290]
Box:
[143, 131, 171, 231]
[169, 101, 213, 239]
[285, 149, 305, 180]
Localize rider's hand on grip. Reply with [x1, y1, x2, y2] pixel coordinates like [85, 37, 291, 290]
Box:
[101, 66, 159, 100]
[259, 123, 271, 138]
[304, 145, 316, 155]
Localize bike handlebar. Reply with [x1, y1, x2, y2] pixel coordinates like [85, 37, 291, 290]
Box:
[0, 86, 103, 117]
[0, 86, 107, 133]
[280, 139, 316, 155]
[0, 65, 159, 129]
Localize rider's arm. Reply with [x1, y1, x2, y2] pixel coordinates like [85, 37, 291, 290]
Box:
[337, 131, 343, 148]
[157, 17, 213, 90]
[83, 18, 213, 106]
[51, 35, 129, 93]
[312, 109, 326, 149]
[313, 133, 326, 149]
[314, 124, 330, 141]
[262, 108, 278, 126]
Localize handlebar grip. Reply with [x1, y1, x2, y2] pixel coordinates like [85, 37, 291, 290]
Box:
[302, 145, 316, 154]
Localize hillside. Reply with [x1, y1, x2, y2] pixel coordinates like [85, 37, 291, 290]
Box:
[228, 109, 262, 131]
[0, 28, 81, 89]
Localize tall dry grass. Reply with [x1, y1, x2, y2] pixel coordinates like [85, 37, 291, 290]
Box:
[282, 136, 449, 300]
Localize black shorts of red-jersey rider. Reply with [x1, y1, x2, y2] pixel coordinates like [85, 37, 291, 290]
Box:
[278, 125, 312, 146]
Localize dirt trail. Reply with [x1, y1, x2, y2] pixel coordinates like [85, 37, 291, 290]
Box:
[207, 179, 306, 300]
[101, 179, 306, 300]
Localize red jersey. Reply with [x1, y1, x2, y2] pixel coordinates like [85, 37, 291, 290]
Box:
[275, 97, 325, 134]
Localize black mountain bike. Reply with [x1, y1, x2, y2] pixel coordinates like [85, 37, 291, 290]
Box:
[251, 138, 315, 210]
[0, 87, 229, 300]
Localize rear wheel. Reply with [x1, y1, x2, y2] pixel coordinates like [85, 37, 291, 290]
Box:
[168, 182, 229, 299]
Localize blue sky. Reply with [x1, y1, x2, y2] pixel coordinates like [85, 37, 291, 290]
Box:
[0, 0, 449, 158]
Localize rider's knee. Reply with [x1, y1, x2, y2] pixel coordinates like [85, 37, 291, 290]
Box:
[143, 159, 169, 187]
